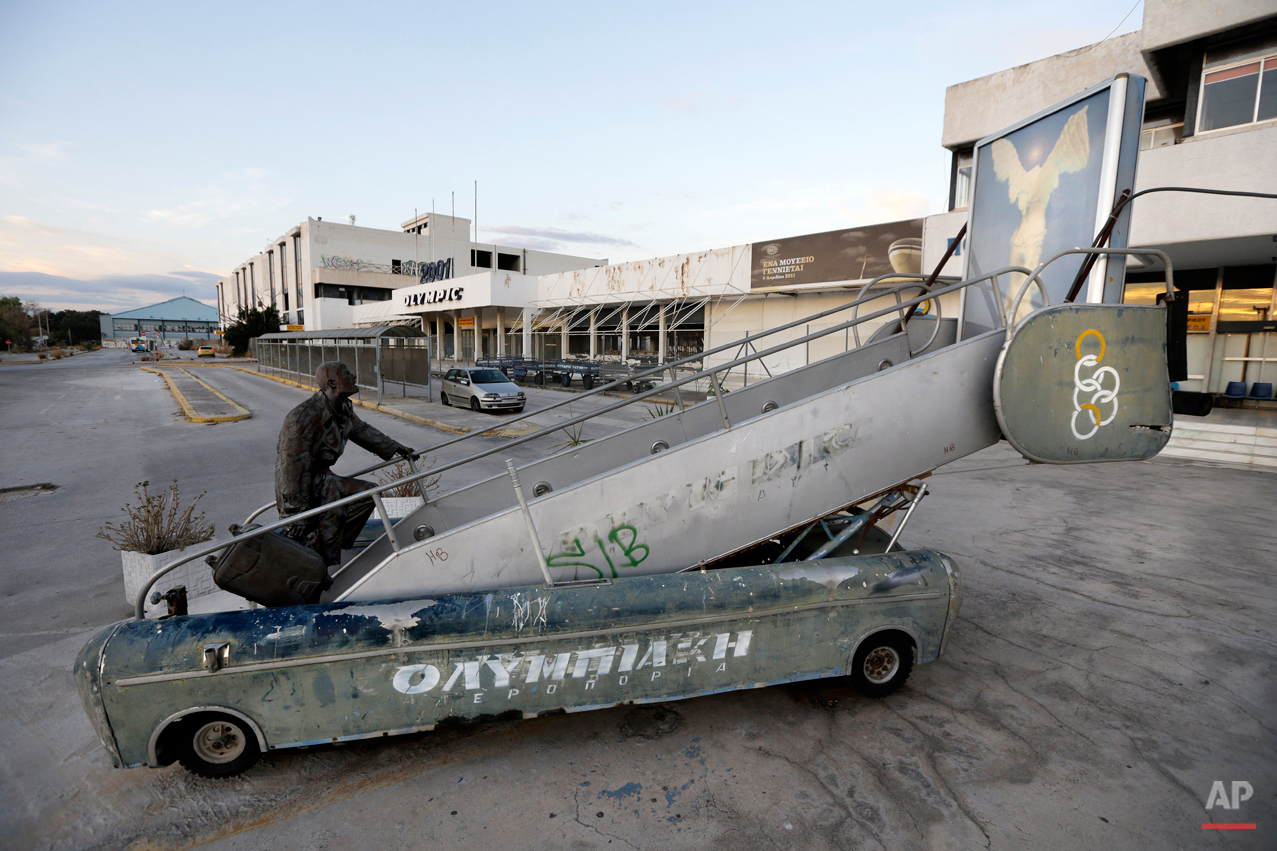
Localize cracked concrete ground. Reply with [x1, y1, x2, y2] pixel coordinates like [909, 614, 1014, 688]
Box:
[0, 352, 1273, 850]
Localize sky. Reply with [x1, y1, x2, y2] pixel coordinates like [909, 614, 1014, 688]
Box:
[0, 0, 1144, 312]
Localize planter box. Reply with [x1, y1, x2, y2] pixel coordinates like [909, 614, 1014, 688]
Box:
[121, 547, 217, 606]
[356, 496, 425, 546]
[379, 496, 425, 519]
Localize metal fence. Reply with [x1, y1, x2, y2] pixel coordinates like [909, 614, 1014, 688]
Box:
[255, 337, 433, 403]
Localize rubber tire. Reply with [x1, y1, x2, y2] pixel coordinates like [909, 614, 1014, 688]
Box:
[849, 633, 914, 698]
[561, 373, 572, 388]
[535, 373, 544, 386]
[512, 406, 525, 414]
[440, 392, 450, 407]
[176, 713, 262, 779]
[470, 397, 481, 412]
[582, 374, 594, 391]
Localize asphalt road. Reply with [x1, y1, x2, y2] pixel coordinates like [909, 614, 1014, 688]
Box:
[0, 352, 1273, 850]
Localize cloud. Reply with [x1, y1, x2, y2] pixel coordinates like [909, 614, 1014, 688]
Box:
[485, 225, 640, 251]
[166, 269, 222, 284]
[0, 270, 218, 312]
[0, 215, 224, 281]
[662, 97, 699, 114]
[858, 189, 930, 223]
[15, 140, 72, 162]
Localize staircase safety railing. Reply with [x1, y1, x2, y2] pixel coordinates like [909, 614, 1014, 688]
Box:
[132, 249, 1170, 618]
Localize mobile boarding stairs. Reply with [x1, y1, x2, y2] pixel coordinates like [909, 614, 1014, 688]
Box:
[137, 247, 1175, 618]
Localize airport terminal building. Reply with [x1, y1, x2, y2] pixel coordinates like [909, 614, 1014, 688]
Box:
[218, 0, 1277, 394]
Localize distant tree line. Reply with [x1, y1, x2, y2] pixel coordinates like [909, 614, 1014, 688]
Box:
[0, 296, 103, 350]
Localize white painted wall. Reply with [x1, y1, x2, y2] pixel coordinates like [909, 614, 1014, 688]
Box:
[1130, 123, 1277, 251]
[536, 245, 752, 307]
[1141, 0, 1277, 53]
[942, 32, 1160, 150]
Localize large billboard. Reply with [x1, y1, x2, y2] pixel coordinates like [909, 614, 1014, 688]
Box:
[961, 74, 1145, 337]
[751, 218, 924, 289]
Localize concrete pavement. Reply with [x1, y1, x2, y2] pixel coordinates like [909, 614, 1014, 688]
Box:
[0, 351, 1272, 850]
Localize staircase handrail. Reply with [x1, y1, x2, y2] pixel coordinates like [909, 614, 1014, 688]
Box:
[135, 264, 1031, 619]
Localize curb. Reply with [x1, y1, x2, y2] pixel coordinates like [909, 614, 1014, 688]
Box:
[178, 367, 251, 418]
[140, 366, 252, 423]
[193, 364, 514, 437]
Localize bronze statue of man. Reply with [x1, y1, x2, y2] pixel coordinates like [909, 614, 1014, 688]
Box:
[275, 361, 415, 567]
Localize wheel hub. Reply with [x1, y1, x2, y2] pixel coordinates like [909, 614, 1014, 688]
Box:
[192, 721, 246, 763]
[863, 646, 900, 684]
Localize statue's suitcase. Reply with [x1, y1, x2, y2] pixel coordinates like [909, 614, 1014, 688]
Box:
[208, 523, 330, 607]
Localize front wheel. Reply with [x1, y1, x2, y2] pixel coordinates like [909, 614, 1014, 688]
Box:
[177, 713, 261, 778]
[512, 406, 525, 414]
[470, 397, 481, 412]
[849, 633, 914, 698]
[440, 393, 450, 407]
[561, 373, 572, 387]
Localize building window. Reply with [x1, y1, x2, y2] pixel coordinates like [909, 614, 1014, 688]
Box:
[1139, 123, 1183, 150]
[497, 253, 521, 272]
[950, 148, 973, 210]
[392, 259, 402, 273]
[293, 234, 302, 307]
[1121, 280, 1164, 305]
[954, 167, 972, 208]
[1198, 54, 1277, 132]
[1219, 286, 1273, 322]
[268, 250, 275, 306]
[472, 249, 492, 268]
[313, 283, 392, 305]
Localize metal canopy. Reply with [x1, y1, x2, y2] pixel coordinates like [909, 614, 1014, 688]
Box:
[257, 325, 424, 342]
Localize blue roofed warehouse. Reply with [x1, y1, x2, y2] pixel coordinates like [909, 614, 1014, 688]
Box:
[98, 296, 221, 341]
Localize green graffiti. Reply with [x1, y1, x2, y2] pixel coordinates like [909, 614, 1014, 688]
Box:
[608, 524, 649, 569]
[546, 524, 650, 580]
[545, 537, 603, 579]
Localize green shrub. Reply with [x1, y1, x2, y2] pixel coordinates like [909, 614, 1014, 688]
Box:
[177, 338, 195, 351]
[223, 306, 281, 357]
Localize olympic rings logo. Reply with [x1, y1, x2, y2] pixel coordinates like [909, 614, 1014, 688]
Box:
[1071, 329, 1119, 440]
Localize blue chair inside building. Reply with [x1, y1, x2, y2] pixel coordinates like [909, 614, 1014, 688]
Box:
[1246, 382, 1273, 406]
[1220, 382, 1247, 407]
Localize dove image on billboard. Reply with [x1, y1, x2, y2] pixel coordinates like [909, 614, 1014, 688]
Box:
[960, 75, 1145, 337]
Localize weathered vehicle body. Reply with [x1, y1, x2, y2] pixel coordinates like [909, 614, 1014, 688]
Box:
[76, 551, 959, 774]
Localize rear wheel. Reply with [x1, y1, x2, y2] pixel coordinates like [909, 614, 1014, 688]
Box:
[561, 373, 572, 387]
[176, 713, 261, 778]
[470, 397, 481, 412]
[440, 392, 450, 407]
[582, 374, 594, 390]
[849, 633, 914, 698]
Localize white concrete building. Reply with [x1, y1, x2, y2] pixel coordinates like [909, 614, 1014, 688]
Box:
[941, 0, 1277, 393]
[215, 214, 606, 360]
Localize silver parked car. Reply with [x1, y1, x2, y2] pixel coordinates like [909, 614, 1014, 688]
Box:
[441, 367, 525, 413]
